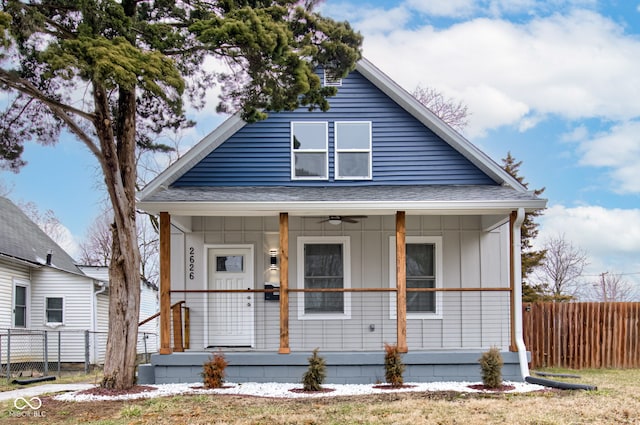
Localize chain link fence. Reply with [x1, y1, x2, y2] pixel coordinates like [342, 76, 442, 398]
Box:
[0, 329, 157, 381]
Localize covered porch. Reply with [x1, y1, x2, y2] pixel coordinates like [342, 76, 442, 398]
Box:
[137, 207, 530, 385]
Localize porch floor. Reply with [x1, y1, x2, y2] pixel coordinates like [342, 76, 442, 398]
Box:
[138, 350, 526, 385]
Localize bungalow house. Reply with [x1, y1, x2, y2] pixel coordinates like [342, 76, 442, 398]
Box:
[136, 58, 547, 385]
[0, 196, 159, 372]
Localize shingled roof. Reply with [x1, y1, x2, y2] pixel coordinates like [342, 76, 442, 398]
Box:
[0, 196, 81, 275]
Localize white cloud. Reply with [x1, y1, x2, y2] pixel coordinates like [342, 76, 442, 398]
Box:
[405, 0, 476, 17]
[577, 121, 640, 194]
[345, 9, 640, 138]
[57, 224, 81, 261]
[536, 204, 640, 293]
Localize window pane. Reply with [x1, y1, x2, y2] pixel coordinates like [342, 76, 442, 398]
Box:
[304, 244, 343, 277]
[304, 244, 344, 313]
[407, 279, 435, 312]
[47, 309, 63, 323]
[15, 285, 26, 306]
[336, 122, 370, 149]
[406, 244, 436, 313]
[216, 256, 244, 272]
[305, 278, 344, 313]
[46, 297, 63, 323]
[15, 306, 25, 327]
[407, 244, 434, 277]
[337, 152, 369, 178]
[14, 286, 26, 327]
[292, 122, 326, 150]
[294, 153, 326, 177]
[47, 298, 63, 310]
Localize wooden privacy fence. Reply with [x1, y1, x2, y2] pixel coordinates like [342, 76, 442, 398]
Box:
[523, 302, 640, 369]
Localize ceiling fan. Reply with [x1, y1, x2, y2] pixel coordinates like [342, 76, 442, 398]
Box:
[318, 215, 368, 225]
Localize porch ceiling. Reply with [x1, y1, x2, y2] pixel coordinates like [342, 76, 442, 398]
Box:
[137, 185, 547, 217]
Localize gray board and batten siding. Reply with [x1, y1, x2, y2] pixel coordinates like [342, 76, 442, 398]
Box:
[170, 214, 512, 353]
[171, 70, 496, 187]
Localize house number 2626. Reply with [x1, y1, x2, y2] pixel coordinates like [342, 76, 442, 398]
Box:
[188, 247, 195, 280]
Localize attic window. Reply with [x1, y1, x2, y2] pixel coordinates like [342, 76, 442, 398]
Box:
[335, 121, 372, 180]
[291, 122, 328, 179]
[323, 69, 342, 87]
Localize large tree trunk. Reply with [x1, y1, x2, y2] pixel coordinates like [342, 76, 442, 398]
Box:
[93, 82, 141, 389]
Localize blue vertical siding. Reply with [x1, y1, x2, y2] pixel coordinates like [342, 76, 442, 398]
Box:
[173, 71, 496, 187]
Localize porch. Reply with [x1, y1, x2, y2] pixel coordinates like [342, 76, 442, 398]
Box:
[136, 210, 529, 384]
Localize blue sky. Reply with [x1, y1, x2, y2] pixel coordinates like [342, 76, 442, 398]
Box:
[1, 0, 639, 296]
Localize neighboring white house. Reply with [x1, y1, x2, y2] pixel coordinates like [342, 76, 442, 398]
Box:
[0, 196, 158, 368]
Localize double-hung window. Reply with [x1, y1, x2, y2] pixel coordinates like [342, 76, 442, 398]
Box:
[297, 236, 351, 319]
[291, 122, 328, 179]
[335, 121, 372, 179]
[46, 297, 64, 325]
[390, 236, 443, 319]
[13, 282, 28, 328]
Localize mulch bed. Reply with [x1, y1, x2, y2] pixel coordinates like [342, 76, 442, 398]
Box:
[289, 387, 336, 394]
[190, 385, 236, 390]
[76, 385, 157, 397]
[467, 384, 516, 392]
[372, 384, 418, 390]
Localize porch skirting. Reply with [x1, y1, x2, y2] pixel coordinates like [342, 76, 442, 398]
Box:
[138, 350, 526, 385]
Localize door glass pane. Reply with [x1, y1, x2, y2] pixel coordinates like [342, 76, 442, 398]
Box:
[216, 255, 244, 272]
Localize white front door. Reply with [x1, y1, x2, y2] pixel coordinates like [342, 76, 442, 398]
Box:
[207, 247, 254, 347]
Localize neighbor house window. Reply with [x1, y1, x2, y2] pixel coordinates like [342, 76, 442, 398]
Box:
[13, 283, 28, 328]
[389, 236, 443, 319]
[297, 236, 351, 319]
[335, 121, 372, 179]
[46, 297, 63, 324]
[291, 122, 328, 179]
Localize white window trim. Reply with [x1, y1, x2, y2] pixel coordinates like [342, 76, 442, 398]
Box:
[389, 236, 443, 320]
[323, 68, 342, 87]
[334, 121, 372, 180]
[12, 278, 30, 328]
[297, 236, 351, 320]
[45, 296, 65, 327]
[291, 121, 329, 180]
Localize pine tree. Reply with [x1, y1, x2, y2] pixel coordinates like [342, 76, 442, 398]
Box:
[502, 152, 547, 302]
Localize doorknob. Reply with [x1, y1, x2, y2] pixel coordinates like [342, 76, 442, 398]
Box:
[247, 302, 252, 307]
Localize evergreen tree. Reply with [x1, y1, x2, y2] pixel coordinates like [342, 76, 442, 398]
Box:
[501, 152, 547, 302]
[0, 0, 361, 389]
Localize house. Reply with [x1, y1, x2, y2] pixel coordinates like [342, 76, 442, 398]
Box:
[136, 58, 547, 385]
[0, 196, 159, 371]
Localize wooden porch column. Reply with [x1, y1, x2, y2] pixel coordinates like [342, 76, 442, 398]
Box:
[509, 211, 518, 352]
[159, 211, 172, 354]
[279, 212, 291, 354]
[396, 211, 408, 353]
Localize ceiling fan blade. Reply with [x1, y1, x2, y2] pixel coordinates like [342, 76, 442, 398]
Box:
[341, 217, 359, 223]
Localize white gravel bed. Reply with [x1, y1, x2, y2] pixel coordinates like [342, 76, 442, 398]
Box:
[54, 381, 546, 402]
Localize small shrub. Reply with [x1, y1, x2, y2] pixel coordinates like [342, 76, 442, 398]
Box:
[479, 346, 503, 389]
[202, 352, 228, 389]
[384, 343, 405, 387]
[302, 348, 326, 391]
